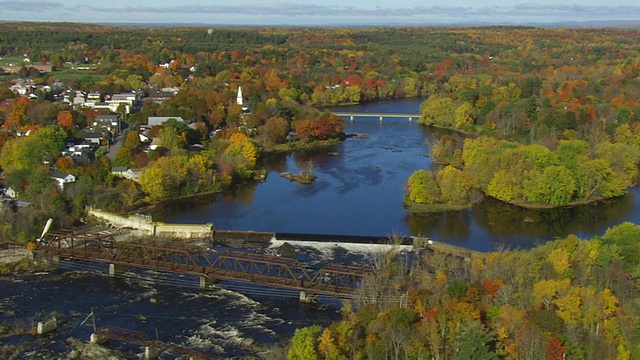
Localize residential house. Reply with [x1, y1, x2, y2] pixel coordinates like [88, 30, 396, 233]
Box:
[138, 132, 150, 143]
[50, 170, 76, 191]
[61, 145, 94, 166]
[108, 92, 138, 106]
[2, 66, 21, 74]
[160, 86, 180, 93]
[81, 93, 135, 114]
[111, 167, 141, 182]
[84, 102, 122, 113]
[93, 115, 120, 134]
[147, 116, 186, 127]
[82, 131, 105, 145]
[2, 187, 18, 198]
[31, 64, 56, 73]
[13, 201, 33, 210]
[148, 90, 176, 103]
[87, 92, 103, 102]
[2, 64, 55, 74]
[69, 90, 87, 106]
[9, 79, 36, 96]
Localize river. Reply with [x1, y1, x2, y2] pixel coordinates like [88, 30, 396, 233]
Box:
[4, 98, 640, 358]
[153, 97, 640, 252]
[0, 243, 365, 359]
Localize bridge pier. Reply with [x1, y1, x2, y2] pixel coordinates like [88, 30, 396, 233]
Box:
[199, 275, 219, 288]
[200, 275, 218, 289]
[90, 332, 109, 344]
[37, 317, 58, 335]
[145, 346, 160, 360]
[408, 116, 413, 122]
[108, 263, 129, 277]
[350, 115, 354, 122]
[379, 115, 383, 122]
[299, 291, 318, 303]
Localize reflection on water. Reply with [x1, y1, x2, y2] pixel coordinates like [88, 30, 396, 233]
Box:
[407, 210, 472, 240]
[154, 98, 640, 251]
[473, 195, 633, 239]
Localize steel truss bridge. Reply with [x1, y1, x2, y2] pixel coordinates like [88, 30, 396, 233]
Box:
[94, 326, 223, 359]
[36, 230, 374, 299]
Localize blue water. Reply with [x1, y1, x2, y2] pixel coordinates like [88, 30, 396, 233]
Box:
[155, 97, 640, 251]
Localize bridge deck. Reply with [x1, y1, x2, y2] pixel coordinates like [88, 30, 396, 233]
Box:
[37, 233, 373, 298]
[333, 112, 421, 119]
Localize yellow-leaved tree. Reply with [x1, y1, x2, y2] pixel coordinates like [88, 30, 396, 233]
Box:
[222, 132, 259, 178]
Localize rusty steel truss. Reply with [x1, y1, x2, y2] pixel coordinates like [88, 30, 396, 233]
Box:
[94, 326, 223, 359]
[36, 231, 374, 298]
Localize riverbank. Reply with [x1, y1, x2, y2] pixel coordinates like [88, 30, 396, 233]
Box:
[403, 199, 472, 213]
[403, 193, 613, 215]
[88, 209, 212, 238]
[261, 138, 342, 154]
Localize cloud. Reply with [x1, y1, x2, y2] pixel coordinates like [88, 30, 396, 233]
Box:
[512, 3, 640, 16]
[79, 3, 640, 19]
[0, 0, 63, 12]
[1, 2, 639, 24]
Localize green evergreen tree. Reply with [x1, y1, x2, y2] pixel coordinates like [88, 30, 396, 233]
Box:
[454, 320, 498, 360]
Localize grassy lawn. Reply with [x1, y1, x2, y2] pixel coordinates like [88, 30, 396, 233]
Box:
[0, 56, 25, 67]
[54, 67, 104, 81]
[0, 57, 104, 82]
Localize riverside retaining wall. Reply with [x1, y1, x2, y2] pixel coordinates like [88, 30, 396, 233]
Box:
[88, 209, 212, 239]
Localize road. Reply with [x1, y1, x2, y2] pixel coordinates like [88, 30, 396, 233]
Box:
[106, 133, 124, 162]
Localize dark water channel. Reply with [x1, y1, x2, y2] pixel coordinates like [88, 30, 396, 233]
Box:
[1, 244, 356, 359]
[154, 98, 640, 252]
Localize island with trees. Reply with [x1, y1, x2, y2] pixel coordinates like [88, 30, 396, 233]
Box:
[404, 27, 640, 212]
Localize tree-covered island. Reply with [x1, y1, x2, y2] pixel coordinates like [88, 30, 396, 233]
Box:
[404, 27, 640, 212]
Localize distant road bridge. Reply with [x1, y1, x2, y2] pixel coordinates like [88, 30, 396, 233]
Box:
[36, 230, 374, 300]
[333, 112, 421, 122]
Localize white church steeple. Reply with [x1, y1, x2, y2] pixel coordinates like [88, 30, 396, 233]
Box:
[236, 86, 243, 107]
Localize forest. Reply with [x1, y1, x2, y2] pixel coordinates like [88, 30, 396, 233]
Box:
[1, 23, 640, 358]
[288, 223, 640, 359]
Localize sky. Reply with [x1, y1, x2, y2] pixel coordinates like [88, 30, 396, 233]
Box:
[1, 0, 639, 26]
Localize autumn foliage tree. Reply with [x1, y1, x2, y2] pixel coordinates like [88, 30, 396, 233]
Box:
[4, 97, 32, 130]
[406, 169, 440, 204]
[56, 110, 76, 129]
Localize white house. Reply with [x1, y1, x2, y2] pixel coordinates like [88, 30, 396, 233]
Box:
[111, 167, 141, 182]
[50, 170, 76, 191]
[2, 187, 18, 198]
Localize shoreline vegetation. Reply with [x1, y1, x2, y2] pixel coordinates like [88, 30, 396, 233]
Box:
[407, 119, 640, 213]
[280, 171, 317, 184]
[261, 138, 343, 154]
[403, 199, 472, 213]
[403, 192, 613, 214]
